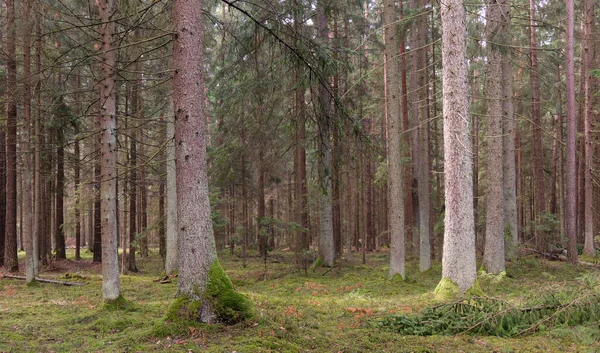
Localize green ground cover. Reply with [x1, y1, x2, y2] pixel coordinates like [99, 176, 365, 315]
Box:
[1, 249, 599, 352]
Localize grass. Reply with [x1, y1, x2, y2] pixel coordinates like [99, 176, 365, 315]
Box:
[1, 248, 600, 352]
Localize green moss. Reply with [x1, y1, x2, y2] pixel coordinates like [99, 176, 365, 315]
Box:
[433, 277, 461, 301]
[205, 259, 253, 324]
[311, 256, 324, 270]
[466, 279, 484, 297]
[165, 295, 202, 322]
[103, 295, 136, 311]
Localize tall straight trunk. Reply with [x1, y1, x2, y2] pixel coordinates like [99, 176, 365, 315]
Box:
[293, 3, 309, 270]
[416, 0, 431, 271]
[483, 0, 506, 274]
[4, 0, 18, 273]
[582, 0, 595, 256]
[165, 116, 178, 275]
[172, 0, 251, 324]
[384, 0, 405, 279]
[23, 0, 35, 282]
[55, 128, 66, 259]
[332, 14, 342, 257]
[34, 6, 41, 271]
[316, 0, 335, 267]
[128, 122, 138, 272]
[565, 0, 577, 264]
[139, 125, 149, 258]
[399, 0, 413, 247]
[74, 139, 81, 260]
[439, 0, 476, 292]
[98, 0, 121, 300]
[529, 0, 546, 251]
[501, 0, 518, 260]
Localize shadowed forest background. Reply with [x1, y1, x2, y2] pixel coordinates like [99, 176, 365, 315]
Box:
[0, 0, 600, 351]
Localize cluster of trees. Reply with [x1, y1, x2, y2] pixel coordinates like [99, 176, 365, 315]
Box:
[0, 0, 597, 318]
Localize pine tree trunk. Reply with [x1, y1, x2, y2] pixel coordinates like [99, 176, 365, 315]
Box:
[4, 0, 18, 273]
[582, 0, 595, 256]
[383, 0, 406, 279]
[165, 116, 178, 275]
[501, 0, 518, 260]
[439, 0, 476, 292]
[529, 0, 546, 252]
[98, 0, 121, 301]
[483, 0, 506, 274]
[565, 0, 578, 264]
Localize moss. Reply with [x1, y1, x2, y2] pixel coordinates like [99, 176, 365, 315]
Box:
[433, 277, 461, 301]
[311, 256, 324, 270]
[103, 295, 136, 311]
[205, 259, 253, 324]
[165, 295, 202, 322]
[466, 278, 484, 297]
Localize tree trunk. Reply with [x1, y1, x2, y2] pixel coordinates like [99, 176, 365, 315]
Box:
[128, 120, 138, 272]
[98, 0, 121, 301]
[582, 0, 595, 256]
[165, 115, 178, 275]
[315, 0, 335, 268]
[565, 0, 578, 265]
[483, 0, 506, 274]
[439, 0, 476, 292]
[55, 127, 66, 260]
[529, 0, 546, 252]
[502, 0, 518, 261]
[23, 0, 35, 282]
[4, 0, 18, 273]
[172, 0, 250, 324]
[383, 0, 406, 279]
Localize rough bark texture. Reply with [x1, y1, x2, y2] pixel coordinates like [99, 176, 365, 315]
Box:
[501, 0, 518, 261]
[483, 0, 505, 274]
[439, 0, 476, 291]
[4, 0, 18, 273]
[165, 117, 178, 275]
[582, 0, 595, 256]
[99, 0, 121, 301]
[316, 0, 335, 268]
[23, 0, 35, 283]
[416, 0, 431, 272]
[565, 0, 578, 265]
[383, 0, 405, 279]
[174, 0, 229, 321]
[529, 0, 546, 251]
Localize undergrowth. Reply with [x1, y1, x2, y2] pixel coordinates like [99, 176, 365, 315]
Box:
[1, 249, 599, 352]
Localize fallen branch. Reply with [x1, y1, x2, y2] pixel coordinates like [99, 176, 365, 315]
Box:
[2, 274, 86, 286]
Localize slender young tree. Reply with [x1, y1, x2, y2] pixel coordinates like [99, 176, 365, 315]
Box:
[581, 0, 595, 256]
[23, 0, 35, 283]
[98, 0, 121, 301]
[483, 0, 505, 274]
[165, 116, 178, 275]
[383, 0, 406, 279]
[565, 0, 578, 264]
[438, 0, 476, 292]
[171, 0, 251, 323]
[316, 0, 335, 268]
[501, 0, 518, 260]
[4, 0, 18, 273]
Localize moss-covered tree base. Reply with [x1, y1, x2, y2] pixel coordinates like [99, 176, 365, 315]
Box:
[434, 277, 484, 301]
[166, 260, 253, 325]
[103, 295, 135, 311]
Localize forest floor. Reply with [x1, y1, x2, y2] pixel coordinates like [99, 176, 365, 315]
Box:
[1, 248, 600, 352]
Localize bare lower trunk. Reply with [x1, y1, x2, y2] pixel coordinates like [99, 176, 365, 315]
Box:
[383, 0, 405, 279]
[483, 0, 506, 274]
[440, 0, 476, 292]
[165, 116, 178, 275]
[98, 0, 121, 301]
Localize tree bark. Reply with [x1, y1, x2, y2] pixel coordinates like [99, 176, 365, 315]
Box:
[582, 0, 595, 256]
[383, 0, 406, 279]
[439, 0, 476, 292]
[165, 115, 178, 275]
[565, 0, 578, 265]
[4, 0, 18, 273]
[98, 0, 121, 301]
[483, 0, 506, 274]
